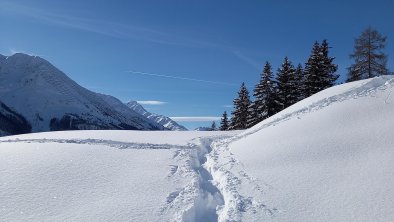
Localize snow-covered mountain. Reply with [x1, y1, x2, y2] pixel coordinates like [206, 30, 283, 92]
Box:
[0, 53, 164, 134]
[126, 100, 187, 131]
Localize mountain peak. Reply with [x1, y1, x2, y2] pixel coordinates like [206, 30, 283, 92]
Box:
[126, 101, 188, 131]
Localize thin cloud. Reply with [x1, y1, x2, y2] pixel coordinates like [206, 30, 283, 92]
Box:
[170, 116, 221, 122]
[0, 1, 230, 50]
[137, 101, 167, 105]
[223, 105, 233, 108]
[232, 50, 262, 71]
[127, 70, 237, 86]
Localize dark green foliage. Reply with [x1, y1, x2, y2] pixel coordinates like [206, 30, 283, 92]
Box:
[49, 114, 138, 131]
[294, 63, 306, 101]
[0, 102, 32, 135]
[220, 111, 229, 131]
[247, 62, 278, 127]
[304, 40, 338, 97]
[275, 57, 298, 110]
[230, 83, 251, 130]
[211, 121, 217, 131]
[347, 27, 389, 81]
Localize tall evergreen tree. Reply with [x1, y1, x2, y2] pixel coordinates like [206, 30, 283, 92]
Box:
[347, 27, 389, 82]
[247, 62, 277, 127]
[275, 57, 297, 110]
[220, 111, 229, 131]
[230, 83, 251, 130]
[304, 41, 322, 97]
[304, 40, 338, 97]
[320, 39, 339, 87]
[294, 63, 305, 101]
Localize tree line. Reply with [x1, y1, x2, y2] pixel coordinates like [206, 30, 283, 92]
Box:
[220, 27, 390, 131]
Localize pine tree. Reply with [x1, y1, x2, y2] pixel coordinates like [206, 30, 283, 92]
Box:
[246, 102, 257, 128]
[347, 27, 389, 82]
[211, 121, 216, 131]
[304, 41, 323, 97]
[230, 83, 251, 130]
[220, 111, 229, 131]
[294, 63, 305, 101]
[275, 57, 297, 111]
[320, 39, 339, 87]
[248, 62, 277, 127]
[304, 40, 338, 97]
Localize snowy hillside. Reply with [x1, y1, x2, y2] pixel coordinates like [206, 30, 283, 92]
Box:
[223, 76, 394, 221]
[0, 53, 163, 133]
[127, 100, 187, 131]
[1, 76, 393, 222]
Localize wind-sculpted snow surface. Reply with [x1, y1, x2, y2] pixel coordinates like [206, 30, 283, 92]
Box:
[228, 76, 394, 221]
[0, 130, 240, 222]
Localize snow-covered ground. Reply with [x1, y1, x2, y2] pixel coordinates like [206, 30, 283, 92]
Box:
[226, 76, 394, 221]
[0, 130, 239, 222]
[1, 76, 394, 221]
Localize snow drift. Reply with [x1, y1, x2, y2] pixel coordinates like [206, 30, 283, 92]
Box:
[226, 76, 394, 221]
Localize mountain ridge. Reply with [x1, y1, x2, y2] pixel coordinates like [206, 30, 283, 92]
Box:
[0, 53, 164, 135]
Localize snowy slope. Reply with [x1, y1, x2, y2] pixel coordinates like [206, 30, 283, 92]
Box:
[127, 100, 187, 131]
[217, 76, 394, 221]
[0, 53, 163, 133]
[0, 130, 238, 222]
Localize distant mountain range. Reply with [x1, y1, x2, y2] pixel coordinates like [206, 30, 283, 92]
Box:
[126, 101, 187, 131]
[0, 53, 185, 136]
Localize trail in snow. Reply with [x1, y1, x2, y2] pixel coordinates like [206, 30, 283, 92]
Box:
[159, 137, 226, 222]
[0, 138, 189, 150]
[159, 134, 277, 222]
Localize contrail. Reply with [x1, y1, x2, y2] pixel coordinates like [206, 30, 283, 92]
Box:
[126, 70, 237, 86]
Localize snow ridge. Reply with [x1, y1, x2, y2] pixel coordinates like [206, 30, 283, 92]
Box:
[0, 138, 189, 150]
[126, 100, 187, 131]
[230, 76, 394, 144]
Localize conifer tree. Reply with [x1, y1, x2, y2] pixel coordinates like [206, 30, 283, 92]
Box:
[247, 62, 277, 127]
[347, 27, 389, 82]
[304, 40, 338, 97]
[304, 41, 323, 97]
[211, 121, 216, 131]
[275, 57, 297, 110]
[220, 111, 229, 131]
[294, 63, 305, 101]
[320, 39, 339, 87]
[230, 83, 251, 130]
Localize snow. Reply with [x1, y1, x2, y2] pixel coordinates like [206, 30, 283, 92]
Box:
[126, 100, 188, 131]
[1, 76, 394, 221]
[0, 130, 238, 222]
[227, 76, 394, 221]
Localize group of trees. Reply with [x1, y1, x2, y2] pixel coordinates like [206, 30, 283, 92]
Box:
[221, 39, 338, 130]
[219, 27, 390, 131]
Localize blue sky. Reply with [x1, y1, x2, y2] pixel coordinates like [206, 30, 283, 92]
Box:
[1, 0, 393, 129]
